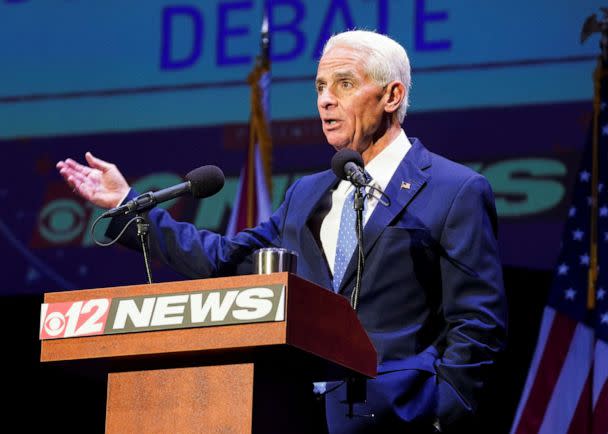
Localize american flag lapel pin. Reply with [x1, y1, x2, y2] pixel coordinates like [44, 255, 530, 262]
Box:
[401, 181, 411, 190]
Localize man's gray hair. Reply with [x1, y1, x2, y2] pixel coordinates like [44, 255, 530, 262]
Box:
[322, 30, 411, 123]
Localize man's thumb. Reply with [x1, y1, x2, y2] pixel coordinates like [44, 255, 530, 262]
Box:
[85, 152, 113, 171]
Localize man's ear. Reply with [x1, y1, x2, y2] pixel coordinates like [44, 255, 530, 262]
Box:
[383, 81, 406, 115]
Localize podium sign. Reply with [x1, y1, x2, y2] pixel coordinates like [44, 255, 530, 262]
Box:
[40, 284, 286, 339]
[40, 273, 376, 433]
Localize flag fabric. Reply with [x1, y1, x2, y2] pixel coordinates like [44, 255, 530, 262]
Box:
[226, 18, 272, 236]
[510, 63, 608, 434]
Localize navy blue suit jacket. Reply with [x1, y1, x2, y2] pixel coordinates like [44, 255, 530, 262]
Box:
[108, 138, 507, 433]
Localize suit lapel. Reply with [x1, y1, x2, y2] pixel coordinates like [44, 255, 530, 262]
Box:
[297, 170, 339, 289]
[337, 139, 432, 294]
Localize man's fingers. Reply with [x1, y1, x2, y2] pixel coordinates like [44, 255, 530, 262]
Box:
[57, 157, 102, 204]
[58, 164, 84, 184]
[66, 175, 80, 189]
[63, 158, 93, 176]
[85, 152, 113, 172]
[68, 175, 95, 200]
[58, 166, 79, 187]
[67, 170, 88, 186]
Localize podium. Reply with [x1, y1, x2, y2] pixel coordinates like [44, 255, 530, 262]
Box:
[40, 273, 377, 433]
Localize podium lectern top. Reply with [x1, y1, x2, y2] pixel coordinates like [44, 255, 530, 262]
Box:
[40, 272, 377, 380]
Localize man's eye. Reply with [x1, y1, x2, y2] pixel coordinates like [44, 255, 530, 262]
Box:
[316, 84, 326, 93]
[341, 81, 353, 89]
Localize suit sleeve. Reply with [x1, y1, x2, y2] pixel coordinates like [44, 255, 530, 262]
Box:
[435, 174, 507, 427]
[105, 179, 301, 279]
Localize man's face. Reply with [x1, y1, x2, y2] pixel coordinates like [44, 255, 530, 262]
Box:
[315, 45, 387, 154]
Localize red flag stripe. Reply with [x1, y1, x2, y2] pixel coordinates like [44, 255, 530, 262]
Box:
[592, 378, 608, 434]
[537, 323, 593, 434]
[514, 311, 578, 434]
[511, 308, 556, 433]
[565, 364, 592, 434]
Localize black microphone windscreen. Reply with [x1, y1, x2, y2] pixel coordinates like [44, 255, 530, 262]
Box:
[331, 149, 364, 180]
[186, 165, 225, 198]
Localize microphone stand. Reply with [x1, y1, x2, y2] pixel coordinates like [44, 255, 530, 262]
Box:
[345, 184, 370, 419]
[135, 213, 154, 284]
[351, 186, 365, 311]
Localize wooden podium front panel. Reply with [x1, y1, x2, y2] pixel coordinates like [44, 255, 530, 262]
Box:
[106, 364, 254, 434]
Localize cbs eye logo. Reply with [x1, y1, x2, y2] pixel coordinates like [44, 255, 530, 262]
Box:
[40, 299, 110, 339]
[42, 311, 66, 337]
[38, 199, 86, 244]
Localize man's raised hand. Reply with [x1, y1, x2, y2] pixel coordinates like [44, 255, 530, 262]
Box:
[56, 152, 130, 209]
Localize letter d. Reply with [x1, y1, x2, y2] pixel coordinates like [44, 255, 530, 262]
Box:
[160, 6, 204, 70]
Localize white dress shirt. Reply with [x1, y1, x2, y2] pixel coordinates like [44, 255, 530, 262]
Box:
[320, 129, 412, 275]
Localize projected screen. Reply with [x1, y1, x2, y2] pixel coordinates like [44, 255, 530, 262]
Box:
[0, 0, 601, 294]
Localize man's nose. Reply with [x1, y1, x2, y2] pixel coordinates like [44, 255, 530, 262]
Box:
[318, 87, 337, 109]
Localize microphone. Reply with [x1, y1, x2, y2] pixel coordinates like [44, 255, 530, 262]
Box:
[331, 149, 368, 187]
[102, 165, 225, 218]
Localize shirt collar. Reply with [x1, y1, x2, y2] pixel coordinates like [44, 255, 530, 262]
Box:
[364, 129, 411, 193]
[335, 129, 411, 196]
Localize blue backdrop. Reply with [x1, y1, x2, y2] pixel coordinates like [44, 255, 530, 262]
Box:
[0, 0, 601, 294]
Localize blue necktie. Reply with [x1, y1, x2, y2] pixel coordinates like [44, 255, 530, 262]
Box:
[333, 189, 359, 292]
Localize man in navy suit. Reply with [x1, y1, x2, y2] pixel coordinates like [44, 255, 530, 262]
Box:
[58, 30, 507, 433]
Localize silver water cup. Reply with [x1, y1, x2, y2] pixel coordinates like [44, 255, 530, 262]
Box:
[253, 247, 298, 274]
